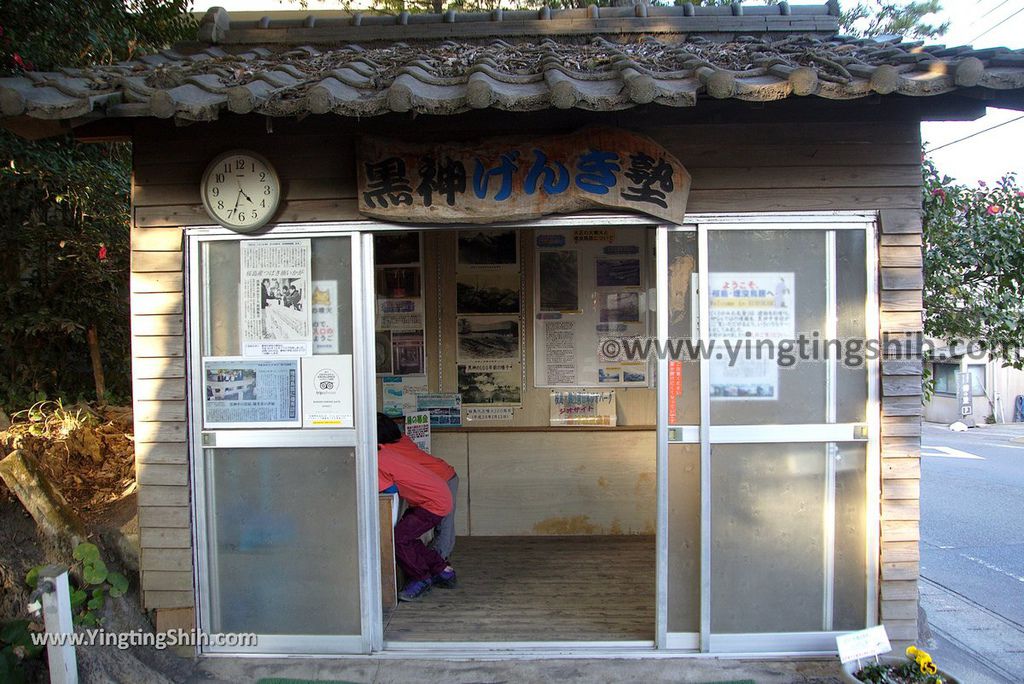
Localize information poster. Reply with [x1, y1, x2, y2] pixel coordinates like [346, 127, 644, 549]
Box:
[534, 229, 650, 388]
[374, 232, 426, 377]
[455, 229, 523, 407]
[416, 393, 463, 427]
[381, 375, 428, 417]
[240, 239, 313, 358]
[310, 280, 339, 355]
[708, 272, 795, 400]
[301, 355, 354, 428]
[203, 357, 301, 428]
[404, 411, 431, 453]
[549, 390, 617, 427]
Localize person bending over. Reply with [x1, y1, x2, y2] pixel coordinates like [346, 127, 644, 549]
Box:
[378, 413, 460, 561]
[377, 412, 456, 601]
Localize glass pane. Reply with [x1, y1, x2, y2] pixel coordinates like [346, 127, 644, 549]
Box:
[667, 231, 699, 425]
[667, 443, 700, 633]
[207, 447, 362, 635]
[708, 230, 827, 424]
[836, 230, 868, 423]
[834, 443, 867, 630]
[711, 442, 826, 633]
[202, 237, 354, 357]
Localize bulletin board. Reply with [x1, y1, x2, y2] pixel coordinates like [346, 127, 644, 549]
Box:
[532, 228, 652, 388]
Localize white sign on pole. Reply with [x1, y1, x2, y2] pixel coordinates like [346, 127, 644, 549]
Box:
[836, 625, 892, 664]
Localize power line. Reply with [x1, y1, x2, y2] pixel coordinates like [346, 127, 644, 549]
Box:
[924, 114, 1024, 153]
[969, 5, 1024, 43]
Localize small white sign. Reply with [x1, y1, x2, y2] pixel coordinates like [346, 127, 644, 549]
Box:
[301, 355, 354, 428]
[836, 625, 891, 664]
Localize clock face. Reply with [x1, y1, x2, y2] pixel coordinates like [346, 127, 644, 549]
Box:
[201, 151, 280, 231]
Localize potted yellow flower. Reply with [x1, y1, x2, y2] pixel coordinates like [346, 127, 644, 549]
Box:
[840, 646, 960, 683]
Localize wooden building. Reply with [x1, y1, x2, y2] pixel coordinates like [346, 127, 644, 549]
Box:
[3, 1, 1024, 658]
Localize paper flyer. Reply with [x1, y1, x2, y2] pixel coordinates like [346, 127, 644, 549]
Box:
[416, 393, 462, 427]
[404, 411, 431, 453]
[549, 390, 617, 427]
[310, 280, 339, 355]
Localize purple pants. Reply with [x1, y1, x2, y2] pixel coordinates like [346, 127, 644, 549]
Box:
[394, 507, 448, 582]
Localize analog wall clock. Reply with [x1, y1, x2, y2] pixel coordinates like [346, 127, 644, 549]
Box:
[201, 150, 281, 232]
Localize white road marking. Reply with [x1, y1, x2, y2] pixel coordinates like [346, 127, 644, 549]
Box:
[922, 445, 986, 460]
[959, 553, 1024, 584]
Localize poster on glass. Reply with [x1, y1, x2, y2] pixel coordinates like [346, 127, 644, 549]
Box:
[203, 357, 301, 428]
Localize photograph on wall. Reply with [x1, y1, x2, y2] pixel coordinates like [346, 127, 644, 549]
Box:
[596, 258, 642, 288]
[456, 272, 520, 314]
[457, 230, 519, 269]
[375, 331, 393, 374]
[392, 330, 426, 375]
[457, 365, 522, 406]
[240, 239, 312, 357]
[203, 357, 301, 428]
[376, 266, 421, 299]
[456, 316, 520, 362]
[598, 292, 641, 323]
[374, 231, 421, 265]
[301, 355, 354, 428]
[382, 375, 428, 417]
[538, 250, 578, 312]
[310, 280, 339, 355]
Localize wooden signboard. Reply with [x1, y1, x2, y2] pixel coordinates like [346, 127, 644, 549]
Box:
[357, 128, 690, 225]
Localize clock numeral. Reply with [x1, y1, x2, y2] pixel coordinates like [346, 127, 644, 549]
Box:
[260, 199, 266, 208]
[211, 187, 220, 197]
[238, 211, 247, 222]
[222, 163, 231, 173]
[217, 200, 224, 210]
[214, 173, 225, 183]
[227, 208, 236, 217]
[252, 211, 258, 221]
[259, 172, 267, 182]
[235, 159, 245, 170]
[264, 185, 272, 195]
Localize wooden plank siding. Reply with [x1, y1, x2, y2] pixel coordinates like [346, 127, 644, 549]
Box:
[130, 116, 923, 641]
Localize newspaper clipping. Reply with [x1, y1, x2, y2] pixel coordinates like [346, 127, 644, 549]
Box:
[241, 239, 313, 357]
[203, 357, 301, 428]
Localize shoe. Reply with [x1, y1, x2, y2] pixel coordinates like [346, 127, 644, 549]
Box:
[398, 578, 432, 602]
[431, 566, 458, 589]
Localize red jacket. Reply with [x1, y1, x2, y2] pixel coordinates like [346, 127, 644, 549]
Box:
[389, 435, 456, 481]
[378, 440, 453, 517]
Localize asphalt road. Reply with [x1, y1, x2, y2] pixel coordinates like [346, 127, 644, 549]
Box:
[921, 422, 1024, 683]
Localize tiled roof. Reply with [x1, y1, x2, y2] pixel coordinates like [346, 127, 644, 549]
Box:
[1, 4, 1023, 124]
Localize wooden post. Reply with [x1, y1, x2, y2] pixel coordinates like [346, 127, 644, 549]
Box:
[86, 325, 106, 404]
[37, 566, 78, 684]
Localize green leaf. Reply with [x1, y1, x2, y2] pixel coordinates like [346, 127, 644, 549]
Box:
[87, 589, 105, 611]
[107, 572, 129, 598]
[82, 559, 108, 585]
[70, 589, 87, 609]
[0, 620, 30, 645]
[73, 542, 100, 563]
[24, 565, 43, 589]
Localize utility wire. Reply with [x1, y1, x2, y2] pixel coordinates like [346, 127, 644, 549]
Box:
[969, 5, 1024, 43]
[925, 114, 1024, 153]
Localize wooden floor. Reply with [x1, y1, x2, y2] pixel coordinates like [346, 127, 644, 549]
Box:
[384, 535, 655, 642]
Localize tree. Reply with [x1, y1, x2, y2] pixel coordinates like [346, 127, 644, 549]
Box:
[922, 160, 1024, 368]
[840, 1, 948, 39]
[0, 2, 195, 409]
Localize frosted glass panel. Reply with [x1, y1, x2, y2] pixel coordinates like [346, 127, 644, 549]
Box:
[667, 231, 699, 425]
[203, 237, 354, 357]
[711, 442, 826, 633]
[834, 443, 868, 630]
[207, 447, 362, 635]
[836, 230, 868, 423]
[667, 443, 700, 633]
[708, 230, 827, 424]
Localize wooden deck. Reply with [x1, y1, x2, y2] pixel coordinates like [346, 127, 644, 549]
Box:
[384, 535, 655, 642]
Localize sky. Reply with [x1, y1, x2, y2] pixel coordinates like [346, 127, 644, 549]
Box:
[193, 0, 1024, 185]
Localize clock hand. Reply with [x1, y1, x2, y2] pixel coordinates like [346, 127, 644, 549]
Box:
[232, 189, 243, 211]
[237, 182, 254, 204]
